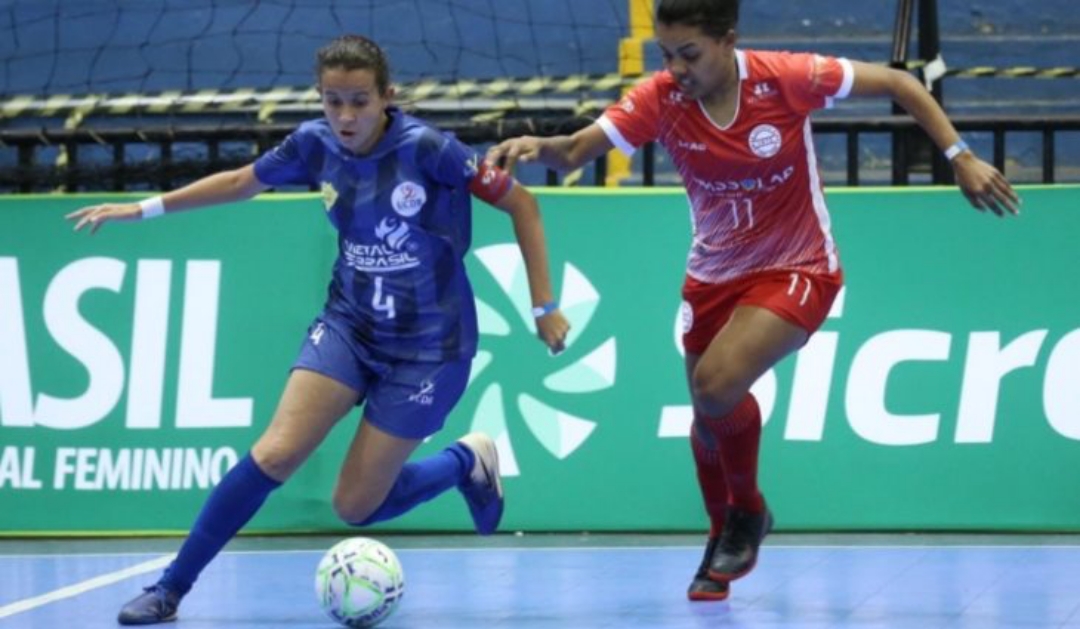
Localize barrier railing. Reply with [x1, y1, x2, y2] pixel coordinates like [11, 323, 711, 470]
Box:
[2, 114, 1078, 192]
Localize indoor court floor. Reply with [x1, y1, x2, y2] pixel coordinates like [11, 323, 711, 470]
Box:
[1, 533, 1078, 628]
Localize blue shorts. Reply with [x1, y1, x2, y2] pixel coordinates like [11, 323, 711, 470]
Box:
[292, 315, 471, 440]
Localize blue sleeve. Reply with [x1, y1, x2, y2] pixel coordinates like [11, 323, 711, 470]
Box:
[253, 130, 311, 186]
[422, 132, 481, 189]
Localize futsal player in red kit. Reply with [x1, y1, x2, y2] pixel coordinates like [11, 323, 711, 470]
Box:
[487, 0, 1019, 601]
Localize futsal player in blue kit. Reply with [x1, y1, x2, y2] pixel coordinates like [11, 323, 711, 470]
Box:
[67, 34, 570, 625]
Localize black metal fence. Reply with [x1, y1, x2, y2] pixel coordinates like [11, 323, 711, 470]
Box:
[0, 117, 593, 193]
[2, 114, 1077, 192]
[636, 114, 1080, 188]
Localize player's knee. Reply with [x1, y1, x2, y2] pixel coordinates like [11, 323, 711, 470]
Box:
[331, 489, 382, 525]
[249, 445, 301, 482]
[690, 369, 744, 419]
[332, 495, 374, 525]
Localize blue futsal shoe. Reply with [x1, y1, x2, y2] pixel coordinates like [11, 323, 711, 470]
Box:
[457, 432, 504, 535]
[117, 584, 182, 625]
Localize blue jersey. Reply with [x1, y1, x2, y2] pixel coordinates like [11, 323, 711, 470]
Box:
[254, 108, 490, 362]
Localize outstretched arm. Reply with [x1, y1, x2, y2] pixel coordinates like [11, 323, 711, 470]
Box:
[490, 182, 571, 355]
[848, 61, 1020, 216]
[67, 164, 270, 234]
[485, 124, 614, 174]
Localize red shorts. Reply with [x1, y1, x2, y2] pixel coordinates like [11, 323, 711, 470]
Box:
[681, 270, 843, 355]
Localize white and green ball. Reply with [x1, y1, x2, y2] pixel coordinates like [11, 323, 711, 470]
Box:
[315, 537, 405, 628]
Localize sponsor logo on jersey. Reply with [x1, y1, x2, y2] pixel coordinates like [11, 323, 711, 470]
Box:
[748, 124, 782, 158]
[676, 139, 707, 152]
[342, 238, 420, 272]
[691, 165, 796, 194]
[391, 181, 426, 217]
[374, 217, 412, 251]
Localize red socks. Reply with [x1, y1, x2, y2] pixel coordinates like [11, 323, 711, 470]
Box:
[695, 394, 765, 515]
[690, 420, 728, 537]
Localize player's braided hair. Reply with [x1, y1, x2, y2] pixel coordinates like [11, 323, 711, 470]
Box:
[315, 34, 392, 95]
[656, 0, 740, 39]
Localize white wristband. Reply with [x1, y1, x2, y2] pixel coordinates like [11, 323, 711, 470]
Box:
[138, 196, 165, 219]
[944, 140, 970, 161]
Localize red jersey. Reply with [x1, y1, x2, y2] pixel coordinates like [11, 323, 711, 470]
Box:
[598, 49, 854, 283]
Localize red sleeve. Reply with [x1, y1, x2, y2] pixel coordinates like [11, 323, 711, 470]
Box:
[776, 52, 851, 114]
[468, 160, 514, 205]
[597, 74, 663, 152]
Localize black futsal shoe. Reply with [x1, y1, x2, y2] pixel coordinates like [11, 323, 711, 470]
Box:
[687, 536, 731, 601]
[707, 503, 774, 582]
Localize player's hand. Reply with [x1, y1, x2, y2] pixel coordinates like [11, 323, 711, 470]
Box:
[486, 136, 543, 174]
[66, 202, 142, 234]
[536, 309, 570, 356]
[952, 154, 1020, 217]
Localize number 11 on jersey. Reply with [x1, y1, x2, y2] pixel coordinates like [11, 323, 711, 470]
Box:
[728, 198, 754, 230]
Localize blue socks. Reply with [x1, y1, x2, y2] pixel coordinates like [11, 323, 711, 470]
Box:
[353, 443, 473, 526]
[160, 454, 281, 595]
[157, 444, 473, 593]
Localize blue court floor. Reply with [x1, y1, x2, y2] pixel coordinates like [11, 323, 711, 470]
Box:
[1, 533, 1079, 628]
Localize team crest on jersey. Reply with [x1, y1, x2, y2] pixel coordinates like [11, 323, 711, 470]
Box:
[391, 181, 426, 217]
[748, 124, 782, 158]
[320, 181, 339, 212]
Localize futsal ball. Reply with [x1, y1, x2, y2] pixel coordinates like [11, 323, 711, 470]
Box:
[315, 537, 405, 628]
